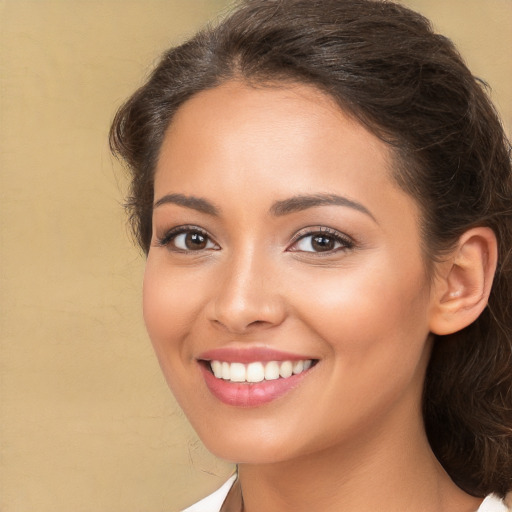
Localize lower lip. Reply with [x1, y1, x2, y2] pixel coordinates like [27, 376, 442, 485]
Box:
[199, 364, 311, 407]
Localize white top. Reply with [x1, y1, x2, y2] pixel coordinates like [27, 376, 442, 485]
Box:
[182, 475, 237, 512]
[181, 475, 509, 512]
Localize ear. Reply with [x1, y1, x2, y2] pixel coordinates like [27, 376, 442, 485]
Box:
[429, 227, 498, 336]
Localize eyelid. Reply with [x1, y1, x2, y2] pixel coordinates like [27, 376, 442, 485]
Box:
[155, 224, 353, 254]
[156, 224, 220, 251]
[288, 226, 355, 253]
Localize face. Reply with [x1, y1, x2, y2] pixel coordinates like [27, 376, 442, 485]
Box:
[144, 81, 436, 464]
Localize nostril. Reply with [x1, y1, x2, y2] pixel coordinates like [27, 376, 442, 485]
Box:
[248, 320, 268, 327]
[211, 317, 275, 334]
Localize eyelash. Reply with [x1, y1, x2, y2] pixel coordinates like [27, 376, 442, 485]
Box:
[289, 227, 355, 254]
[156, 225, 219, 252]
[156, 225, 354, 254]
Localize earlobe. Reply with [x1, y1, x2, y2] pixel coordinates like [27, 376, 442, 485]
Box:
[429, 227, 498, 336]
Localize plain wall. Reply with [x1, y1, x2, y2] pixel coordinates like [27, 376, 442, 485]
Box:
[1, 1, 510, 511]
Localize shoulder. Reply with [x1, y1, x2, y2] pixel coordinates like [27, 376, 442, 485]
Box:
[181, 474, 237, 512]
[477, 494, 510, 512]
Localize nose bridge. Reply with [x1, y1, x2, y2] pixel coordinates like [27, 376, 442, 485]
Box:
[209, 244, 285, 333]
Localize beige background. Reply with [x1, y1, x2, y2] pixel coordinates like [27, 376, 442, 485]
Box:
[1, 1, 510, 511]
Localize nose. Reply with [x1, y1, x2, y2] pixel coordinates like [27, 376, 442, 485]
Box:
[206, 251, 287, 334]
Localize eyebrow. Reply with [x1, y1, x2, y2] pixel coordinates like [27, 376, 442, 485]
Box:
[270, 193, 376, 222]
[153, 193, 219, 215]
[153, 192, 376, 222]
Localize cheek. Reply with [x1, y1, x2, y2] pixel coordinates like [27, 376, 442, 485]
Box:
[142, 258, 212, 414]
[289, 266, 431, 438]
[142, 258, 200, 360]
[289, 258, 431, 366]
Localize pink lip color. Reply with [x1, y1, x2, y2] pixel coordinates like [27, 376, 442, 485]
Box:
[199, 363, 311, 407]
[197, 347, 311, 364]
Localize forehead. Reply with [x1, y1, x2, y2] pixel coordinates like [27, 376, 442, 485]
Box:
[156, 81, 397, 196]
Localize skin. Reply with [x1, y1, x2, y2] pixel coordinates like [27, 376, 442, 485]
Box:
[144, 81, 484, 511]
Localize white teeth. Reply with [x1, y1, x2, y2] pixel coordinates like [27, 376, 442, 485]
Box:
[230, 362, 246, 382]
[292, 360, 304, 374]
[279, 360, 293, 378]
[246, 362, 265, 383]
[264, 361, 280, 380]
[221, 361, 230, 380]
[211, 360, 223, 378]
[209, 359, 314, 383]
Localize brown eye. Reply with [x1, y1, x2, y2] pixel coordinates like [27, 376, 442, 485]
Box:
[184, 232, 208, 250]
[290, 229, 354, 254]
[159, 228, 219, 252]
[311, 235, 336, 252]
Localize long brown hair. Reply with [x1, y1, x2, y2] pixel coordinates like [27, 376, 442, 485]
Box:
[110, 0, 512, 497]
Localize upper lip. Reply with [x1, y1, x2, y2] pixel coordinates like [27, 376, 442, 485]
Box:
[197, 347, 316, 364]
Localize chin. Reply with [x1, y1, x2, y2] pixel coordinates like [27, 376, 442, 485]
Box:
[192, 420, 299, 465]
[207, 441, 291, 465]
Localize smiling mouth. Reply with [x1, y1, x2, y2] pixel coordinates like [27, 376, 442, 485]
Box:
[204, 359, 317, 383]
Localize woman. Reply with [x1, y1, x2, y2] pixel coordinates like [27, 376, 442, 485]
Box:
[110, 0, 512, 510]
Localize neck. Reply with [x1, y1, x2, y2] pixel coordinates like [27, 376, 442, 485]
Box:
[237, 402, 482, 512]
